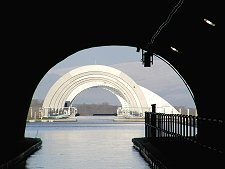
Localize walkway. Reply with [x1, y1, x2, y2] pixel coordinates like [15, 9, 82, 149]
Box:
[0, 137, 42, 169]
[132, 137, 223, 169]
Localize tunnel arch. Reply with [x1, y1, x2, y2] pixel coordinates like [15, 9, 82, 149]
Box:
[2, 2, 223, 164]
[42, 64, 180, 117]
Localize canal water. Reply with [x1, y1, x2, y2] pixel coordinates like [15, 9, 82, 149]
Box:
[24, 116, 151, 169]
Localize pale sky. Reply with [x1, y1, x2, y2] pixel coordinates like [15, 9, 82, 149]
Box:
[32, 45, 196, 108]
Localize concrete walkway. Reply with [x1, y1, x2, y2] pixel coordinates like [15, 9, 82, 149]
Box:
[132, 137, 223, 169]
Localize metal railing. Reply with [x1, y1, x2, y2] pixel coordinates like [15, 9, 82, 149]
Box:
[145, 112, 197, 139]
[138, 104, 223, 168]
[144, 111, 224, 168]
[145, 111, 223, 153]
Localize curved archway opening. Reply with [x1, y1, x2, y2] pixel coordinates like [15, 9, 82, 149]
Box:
[29, 45, 196, 121]
[25, 45, 199, 168]
[72, 86, 121, 106]
[72, 87, 121, 116]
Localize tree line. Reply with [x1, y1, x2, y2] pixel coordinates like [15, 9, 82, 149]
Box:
[28, 99, 197, 118]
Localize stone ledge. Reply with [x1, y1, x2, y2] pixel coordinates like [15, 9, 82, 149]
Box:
[0, 137, 42, 169]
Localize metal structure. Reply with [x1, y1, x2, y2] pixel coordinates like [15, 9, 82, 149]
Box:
[42, 65, 180, 118]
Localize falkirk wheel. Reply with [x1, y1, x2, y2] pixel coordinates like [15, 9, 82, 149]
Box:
[42, 65, 180, 117]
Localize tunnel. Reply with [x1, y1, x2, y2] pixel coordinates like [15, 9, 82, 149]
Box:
[1, 0, 224, 167]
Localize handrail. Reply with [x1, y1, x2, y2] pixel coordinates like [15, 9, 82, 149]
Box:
[145, 112, 223, 154]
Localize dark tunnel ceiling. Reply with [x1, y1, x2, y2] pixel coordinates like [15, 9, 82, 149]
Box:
[17, 0, 222, 87]
[4, 0, 224, 120]
[17, 1, 222, 63]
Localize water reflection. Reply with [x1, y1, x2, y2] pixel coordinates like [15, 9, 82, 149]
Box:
[24, 116, 151, 169]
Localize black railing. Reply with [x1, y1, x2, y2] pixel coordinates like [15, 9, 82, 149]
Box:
[145, 112, 197, 139]
[140, 104, 224, 168]
[145, 111, 223, 153]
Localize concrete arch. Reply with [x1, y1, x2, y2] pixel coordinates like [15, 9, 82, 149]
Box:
[42, 65, 179, 117]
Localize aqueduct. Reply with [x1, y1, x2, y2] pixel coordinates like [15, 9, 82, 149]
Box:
[42, 64, 179, 118]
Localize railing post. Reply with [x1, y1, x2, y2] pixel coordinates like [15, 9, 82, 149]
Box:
[151, 104, 156, 138]
[145, 112, 149, 138]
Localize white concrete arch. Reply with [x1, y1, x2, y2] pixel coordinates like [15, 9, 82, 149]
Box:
[42, 64, 180, 117]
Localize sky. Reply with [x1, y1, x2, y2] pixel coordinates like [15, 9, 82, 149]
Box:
[32, 45, 196, 108]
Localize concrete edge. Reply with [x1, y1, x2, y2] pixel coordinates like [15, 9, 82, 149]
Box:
[132, 138, 167, 169]
[0, 138, 42, 169]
